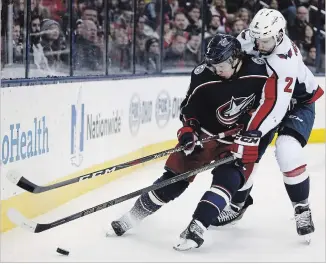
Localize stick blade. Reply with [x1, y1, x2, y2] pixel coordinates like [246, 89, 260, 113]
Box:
[7, 208, 37, 233]
[6, 170, 22, 185]
[6, 170, 39, 193]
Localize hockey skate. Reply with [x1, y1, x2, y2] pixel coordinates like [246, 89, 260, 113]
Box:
[173, 219, 206, 251]
[106, 212, 141, 237]
[211, 195, 253, 227]
[294, 203, 315, 244]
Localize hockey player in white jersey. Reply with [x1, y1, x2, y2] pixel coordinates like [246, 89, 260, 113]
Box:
[211, 8, 324, 242]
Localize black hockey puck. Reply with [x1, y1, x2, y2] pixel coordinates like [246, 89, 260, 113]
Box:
[57, 247, 69, 256]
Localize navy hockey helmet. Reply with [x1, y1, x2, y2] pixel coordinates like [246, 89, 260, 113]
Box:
[205, 34, 242, 65]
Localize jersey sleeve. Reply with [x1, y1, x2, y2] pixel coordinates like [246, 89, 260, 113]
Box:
[180, 84, 205, 123]
[180, 66, 207, 122]
[296, 61, 324, 104]
[246, 56, 296, 136]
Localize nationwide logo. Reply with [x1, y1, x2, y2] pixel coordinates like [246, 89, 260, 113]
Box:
[70, 103, 122, 167]
[216, 94, 256, 126]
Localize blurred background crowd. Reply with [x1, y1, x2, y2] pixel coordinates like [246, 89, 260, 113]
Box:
[1, 0, 325, 79]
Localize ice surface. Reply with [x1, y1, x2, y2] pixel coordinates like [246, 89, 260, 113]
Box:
[0, 144, 325, 262]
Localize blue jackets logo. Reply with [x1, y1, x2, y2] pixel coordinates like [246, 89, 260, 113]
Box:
[70, 103, 122, 166]
[1, 117, 49, 165]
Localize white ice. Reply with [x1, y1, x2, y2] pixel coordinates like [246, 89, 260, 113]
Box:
[0, 144, 325, 262]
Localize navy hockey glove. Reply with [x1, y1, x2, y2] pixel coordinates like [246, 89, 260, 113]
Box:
[177, 118, 202, 156]
[231, 130, 262, 164]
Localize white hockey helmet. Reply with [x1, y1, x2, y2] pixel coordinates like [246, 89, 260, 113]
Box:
[249, 8, 286, 46]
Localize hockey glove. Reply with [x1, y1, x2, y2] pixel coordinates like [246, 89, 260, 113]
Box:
[177, 118, 202, 156]
[231, 130, 262, 164]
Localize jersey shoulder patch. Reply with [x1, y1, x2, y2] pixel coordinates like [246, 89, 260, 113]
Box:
[251, 57, 265, 65]
[194, 64, 206, 75]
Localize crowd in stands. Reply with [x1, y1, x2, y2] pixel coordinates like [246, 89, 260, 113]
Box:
[1, 0, 325, 77]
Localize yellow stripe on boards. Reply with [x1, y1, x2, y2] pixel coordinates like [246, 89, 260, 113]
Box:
[0, 140, 177, 233]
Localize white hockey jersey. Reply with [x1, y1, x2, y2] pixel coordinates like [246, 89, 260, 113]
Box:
[236, 29, 324, 136]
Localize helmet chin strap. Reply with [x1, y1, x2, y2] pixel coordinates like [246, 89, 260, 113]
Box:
[230, 58, 242, 79]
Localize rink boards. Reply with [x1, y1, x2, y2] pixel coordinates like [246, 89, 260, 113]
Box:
[0, 76, 325, 233]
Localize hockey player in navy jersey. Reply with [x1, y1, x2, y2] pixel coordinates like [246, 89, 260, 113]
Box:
[106, 33, 293, 250]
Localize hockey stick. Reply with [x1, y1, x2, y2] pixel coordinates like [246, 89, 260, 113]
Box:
[6, 126, 242, 194]
[7, 154, 235, 233]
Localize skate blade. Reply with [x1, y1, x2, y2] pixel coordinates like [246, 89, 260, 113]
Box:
[209, 220, 239, 229]
[173, 238, 198, 251]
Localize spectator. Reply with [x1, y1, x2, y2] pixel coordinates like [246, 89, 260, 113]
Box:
[207, 14, 225, 35]
[204, 13, 225, 48]
[137, 15, 159, 39]
[184, 32, 201, 67]
[76, 0, 87, 16]
[173, 12, 189, 32]
[269, 0, 279, 10]
[135, 34, 147, 67]
[185, 4, 202, 33]
[74, 19, 103, 71]
[210, 0, 231, 26]
[143, 0, 157, 30]
[30, 14, 41, 48]
[138, 0, 146, 17]
[158, 0, 173, 24]
[40, 19, 67, 68]
[302, 24, 315, 52]
[12, 22, 23, 63]
[231, 18, 245, 36]
[164, 31, 187, 68]
[29, 14, 49, 70]
[304, 46, 317, 66]
[31, 0, 50, 20]
[110, 27, 131, 71]
[288, 6, 310, 42]
[30, 15, 48, 70]
[13, 0, 24, 28]
[236, 7, 251, 28]
[81, 6, 99, 25]
[304, 46, 325, 72]
[296, 6, 309, 23]
[145, 37, 160, 72]
[115, 3, 133, 31]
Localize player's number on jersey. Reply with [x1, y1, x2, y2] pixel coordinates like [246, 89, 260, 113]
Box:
[284, 77, 293, 93]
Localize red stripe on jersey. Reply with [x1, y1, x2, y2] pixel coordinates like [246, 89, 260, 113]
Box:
[248, 73, 277, 130]
[306, 86, 324, 104]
